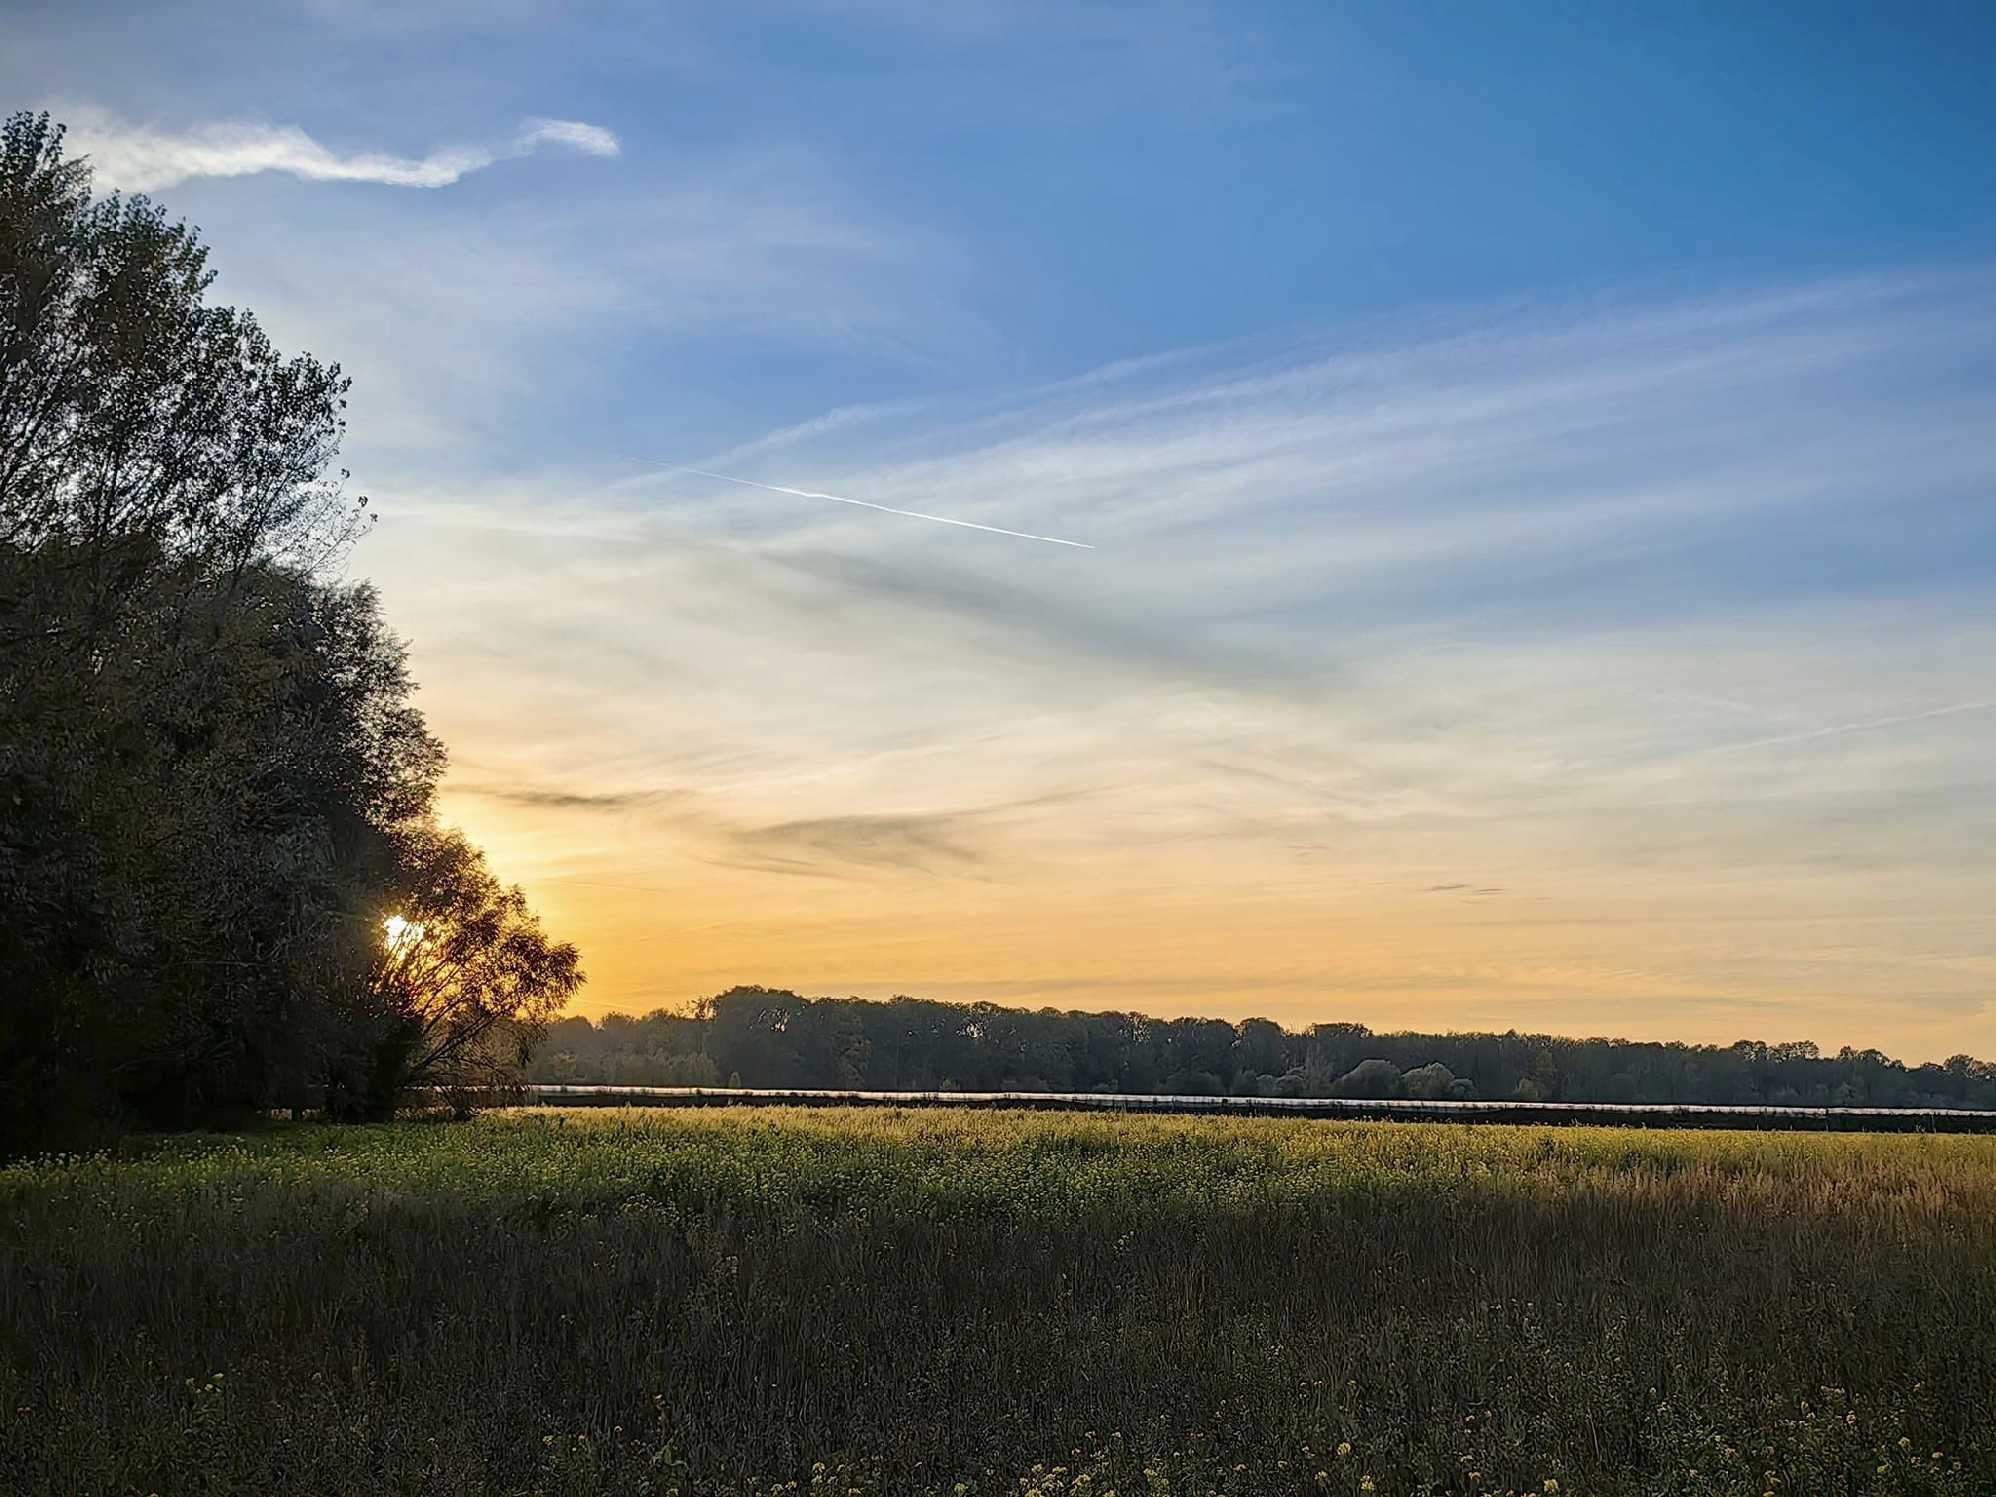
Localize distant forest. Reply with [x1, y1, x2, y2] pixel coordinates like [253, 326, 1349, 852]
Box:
[535, 987, 1996, 1110]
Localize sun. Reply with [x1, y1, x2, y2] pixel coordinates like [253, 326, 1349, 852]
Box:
[382, 914, 425, 952]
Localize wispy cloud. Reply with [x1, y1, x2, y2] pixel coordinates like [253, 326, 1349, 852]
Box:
[725, 810, 991, 877]
[182, 140, 960, 474]
[62, 106, 619, 192]
[454, 783, 670, 812]
[360, 271, 1996, 1046]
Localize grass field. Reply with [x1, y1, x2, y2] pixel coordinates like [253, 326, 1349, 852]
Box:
[3, 1109, 1993, 1496]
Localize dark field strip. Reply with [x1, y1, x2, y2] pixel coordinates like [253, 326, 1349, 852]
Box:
[4, 1108, 1994, 1496]
[522, 1083, 1996, 1132]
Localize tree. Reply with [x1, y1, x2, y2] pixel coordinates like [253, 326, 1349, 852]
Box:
[1332, 1059, 1405, 1100]
[0, 111, 375, 1147]
[1402, 1061, 1457, 1101]
[1235, 1017, 1290, 1080]
[529, 993, 1996, 1114]
[334, 823, 582, 1120]
[0, 112, 578, 1149]
[707, 986, 810, 1087]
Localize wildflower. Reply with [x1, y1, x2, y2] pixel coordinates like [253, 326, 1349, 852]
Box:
[1336, 1443, 1351, 1458]
[1544, 1483, 1559, 1494]
[1359, 1480, 1375, 1494]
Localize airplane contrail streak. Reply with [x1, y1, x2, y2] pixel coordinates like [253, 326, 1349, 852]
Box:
[665, 465, 1095, 549]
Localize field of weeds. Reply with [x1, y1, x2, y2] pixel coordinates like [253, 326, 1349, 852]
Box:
[3, 1108, 1992, 1495]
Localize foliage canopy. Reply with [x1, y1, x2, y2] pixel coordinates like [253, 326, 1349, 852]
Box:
[540, 986, 1996, 1110]
[0, 111, 580, 1150]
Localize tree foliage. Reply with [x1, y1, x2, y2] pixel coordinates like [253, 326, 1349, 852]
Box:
[0, 112, 579, 1150]
[337, 824, 583, 1121]
[537, 988, 1996, 1111]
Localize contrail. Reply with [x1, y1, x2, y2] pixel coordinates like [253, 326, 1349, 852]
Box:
[1702, 698, 1996, 756]
[662, 465, 1095, 549]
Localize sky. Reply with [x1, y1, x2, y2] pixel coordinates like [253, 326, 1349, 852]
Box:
[12, 0, 1996, 1059]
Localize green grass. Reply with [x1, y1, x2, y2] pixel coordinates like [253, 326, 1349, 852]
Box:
[4, 1109, 1993, 1496]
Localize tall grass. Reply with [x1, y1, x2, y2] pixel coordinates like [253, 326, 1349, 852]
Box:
[3, 1109, 1992, 1495]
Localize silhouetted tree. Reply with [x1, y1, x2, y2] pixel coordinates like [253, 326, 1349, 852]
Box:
[329, 823, 582, 1120]
[0, 111, 578, 1149]
[1403, 1061, 1458, 1100]
[529, 991, 1996, 1113]
[1333, 1058, 1405, 1099]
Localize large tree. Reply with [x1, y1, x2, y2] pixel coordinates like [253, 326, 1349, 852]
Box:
[0, 111, 577, 1149]
[336, 822, 582, 1121]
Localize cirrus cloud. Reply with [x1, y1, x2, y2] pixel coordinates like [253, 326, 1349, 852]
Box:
[59, 105, 619, 192]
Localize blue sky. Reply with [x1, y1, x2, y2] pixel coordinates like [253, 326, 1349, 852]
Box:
[21, 1, 1996, 472]
[12, 2, 1996, 1055]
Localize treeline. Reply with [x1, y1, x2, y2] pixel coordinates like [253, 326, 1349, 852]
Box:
[535, 987, 1996, 1110]
[0, 114, 579, 1153]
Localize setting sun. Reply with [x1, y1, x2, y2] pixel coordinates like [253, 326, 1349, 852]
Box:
[381, 914, 424, 952]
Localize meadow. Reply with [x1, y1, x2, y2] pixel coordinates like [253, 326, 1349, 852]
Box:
[3, 1109, 1993, 1497]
